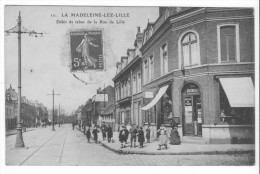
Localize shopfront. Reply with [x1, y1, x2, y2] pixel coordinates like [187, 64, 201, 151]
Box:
[182, 82, 202, 136]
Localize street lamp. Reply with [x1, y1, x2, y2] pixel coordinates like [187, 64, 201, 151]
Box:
[5, 11, 44, 148]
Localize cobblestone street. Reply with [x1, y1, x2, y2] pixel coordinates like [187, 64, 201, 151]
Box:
[5, 124, 255, 166]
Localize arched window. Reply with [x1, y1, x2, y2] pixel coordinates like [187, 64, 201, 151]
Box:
[179, 32, 200, 68]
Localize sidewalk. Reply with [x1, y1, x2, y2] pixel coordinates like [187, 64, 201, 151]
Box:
[6, 127, 37, 136]
[75, 126, 255, 155]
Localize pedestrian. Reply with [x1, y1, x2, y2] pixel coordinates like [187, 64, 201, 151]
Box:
[101, 125, 107, 141]
[83, 124, 86, 135]
[130, 124, 137, 148]
[137, 127, 145, 148]
[170, 126, 181, 145]
[119, 126, 127, 148]
[86, 127, 91, 143]
[157, 125, 169, 150]
[146, 125, 151, 143]
[72, 122, 75, 130]
[92, 126, 100, 143]
[107, 124, 113, 143]
[125, 125, 129, 144]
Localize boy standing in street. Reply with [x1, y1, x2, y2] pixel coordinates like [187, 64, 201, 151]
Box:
[146, 125, 151, 143]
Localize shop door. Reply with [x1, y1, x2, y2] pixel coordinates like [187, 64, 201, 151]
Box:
[183, 95, 202, 136]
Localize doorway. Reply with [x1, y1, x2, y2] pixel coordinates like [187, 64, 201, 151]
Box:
[182, 83, 202, 136]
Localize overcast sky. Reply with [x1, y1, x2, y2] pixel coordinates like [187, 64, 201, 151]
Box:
[4, 6, 158, 114]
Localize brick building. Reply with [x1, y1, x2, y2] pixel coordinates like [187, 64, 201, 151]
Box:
[139, 7, 254, 143]
[113, 27, 144, 131]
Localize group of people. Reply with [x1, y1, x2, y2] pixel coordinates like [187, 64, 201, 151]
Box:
[118, 123, 181, 150]
[72, 120, 181, 150]
[72, 122, 114, 144]
[119, 124, 151, 148]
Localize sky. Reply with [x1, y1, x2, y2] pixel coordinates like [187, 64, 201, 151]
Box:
[4, 6, 159, 114]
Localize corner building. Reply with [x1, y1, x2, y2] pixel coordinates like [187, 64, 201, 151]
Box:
[140, 7, 255, 143]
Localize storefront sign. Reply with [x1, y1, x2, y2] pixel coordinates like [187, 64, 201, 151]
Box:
[185, 97, 192, 106]
[70, 30, 104, 71]
[93, 94, 108, 102]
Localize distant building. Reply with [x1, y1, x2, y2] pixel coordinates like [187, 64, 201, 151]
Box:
[5, 85, 17, 130]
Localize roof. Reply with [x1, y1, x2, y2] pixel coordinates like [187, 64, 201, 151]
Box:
[100, 104, 114, 116]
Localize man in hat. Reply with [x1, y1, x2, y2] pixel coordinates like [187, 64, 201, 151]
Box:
[92, 126, 100, 143]
[146, 125, 151, 143]
[130, 124, 137, 148]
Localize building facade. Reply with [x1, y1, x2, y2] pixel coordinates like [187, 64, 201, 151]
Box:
[139, 7, 254, 143]
[113, 27, 144, 131]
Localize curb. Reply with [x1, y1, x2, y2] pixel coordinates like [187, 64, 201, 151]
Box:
[75, 127, 255, 155]
[100, 142, 255, 155]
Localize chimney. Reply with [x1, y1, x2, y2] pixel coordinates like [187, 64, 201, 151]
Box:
[137, 26, 140, 33]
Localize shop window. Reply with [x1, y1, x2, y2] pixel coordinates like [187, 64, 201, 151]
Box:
[125, 110, 131, 125]
[217, 24, 240, 63]
[181, 32, 199, 67]
[219, 84, 254, 124]
[161, 86, 173, 125]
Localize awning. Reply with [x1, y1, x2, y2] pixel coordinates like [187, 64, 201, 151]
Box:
[219, 77, 255, 107]
[141, 85, 169, 110]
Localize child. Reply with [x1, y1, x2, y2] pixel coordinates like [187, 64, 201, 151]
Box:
[137, 127, 145, 148]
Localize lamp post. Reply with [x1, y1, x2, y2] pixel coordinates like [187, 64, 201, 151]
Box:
[5, 11, 44, 148]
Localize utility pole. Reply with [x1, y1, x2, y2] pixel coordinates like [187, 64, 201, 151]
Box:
[5, 11, 44, 148]
[59, 103, 60, 127]
[47, 89, 60, 131]
[103, 83, 106, 109]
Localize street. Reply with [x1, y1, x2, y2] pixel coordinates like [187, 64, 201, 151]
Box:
[6, 124, 255, 166]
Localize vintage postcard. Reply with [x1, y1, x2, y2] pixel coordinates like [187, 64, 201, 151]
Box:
[1, 1, 259, 174]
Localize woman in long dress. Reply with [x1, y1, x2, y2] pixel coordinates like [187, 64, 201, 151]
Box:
[157, 125, 169, 150]
[76, 33, 98, 68]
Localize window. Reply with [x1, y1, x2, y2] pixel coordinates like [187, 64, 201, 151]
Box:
[115, 88, 118, 101]
[124, 82, 127, 98]
[160, 43, 168, 75]
[127, 79, 131, 96]
[218, 24, 240, 63]
[137, 73, 141, 93]
[149, 54, 154, 82]
[181, 32, 199, 67]
[125, 110, 131, 125]
[121, 83, 124, 99]
[133, 76, 137, 94]
[143, 60, 148, 84]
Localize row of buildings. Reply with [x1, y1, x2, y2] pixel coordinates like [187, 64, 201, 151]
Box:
[5, 85, 49, 130]
[112, 7, 255, 144]
[75, 85, 115, 130]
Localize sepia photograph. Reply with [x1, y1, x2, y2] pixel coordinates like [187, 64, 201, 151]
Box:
[0, 0, 259, 173]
